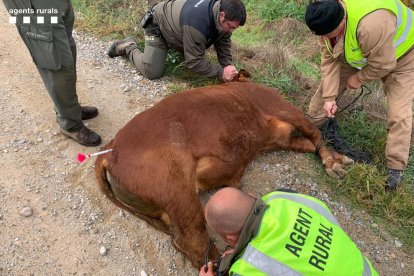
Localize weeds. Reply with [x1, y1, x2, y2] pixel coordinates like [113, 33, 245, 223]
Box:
[73, 0, 145, 39]
[243, 0, 307, 21]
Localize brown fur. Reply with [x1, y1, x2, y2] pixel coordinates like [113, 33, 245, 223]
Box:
[94, 80, 352, 268]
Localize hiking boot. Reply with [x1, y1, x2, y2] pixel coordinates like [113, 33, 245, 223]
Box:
[81, 106, 99, 120]
[107, 37, 137, 58]
[61, 126, 102, 147]
[385, 169, 403, 191]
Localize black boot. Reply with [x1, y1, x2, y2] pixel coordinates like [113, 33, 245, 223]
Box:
[107, 37, 138, 58]
[385, 169, 403, 191]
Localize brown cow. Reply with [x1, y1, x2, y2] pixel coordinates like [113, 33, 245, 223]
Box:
[94, 78, 353, 268]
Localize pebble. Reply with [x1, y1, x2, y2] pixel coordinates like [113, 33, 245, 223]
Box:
[99, 246, 107, 256]
[20, 207, 33, 217]
[140, 271, 148, 276]
[121, 84, 131, 92]
[394, 239, 403, 248]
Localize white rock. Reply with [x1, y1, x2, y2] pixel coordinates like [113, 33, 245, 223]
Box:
[394, 239, 403, 248]
[140, 270, 148, 276]
[99, 246, 107, 256]
[20, 207, 33, 217]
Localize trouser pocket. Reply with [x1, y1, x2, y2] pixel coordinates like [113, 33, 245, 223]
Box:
[20, 25, 61, 70]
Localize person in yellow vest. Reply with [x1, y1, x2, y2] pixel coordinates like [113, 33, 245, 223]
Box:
[304, 0, 414, 190]
[199, 187, 378, 276]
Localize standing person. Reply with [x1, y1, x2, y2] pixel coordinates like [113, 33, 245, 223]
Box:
[199, 187, 378, 276]
[3, 0, 101, 147]
[304, 0, 414, 189]
[107, 0, 246, 82]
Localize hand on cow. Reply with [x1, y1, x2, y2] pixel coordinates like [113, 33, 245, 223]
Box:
[222, 248, 234, 257]
[323, 101, 337, 118]
[199, 261, 216, 276]
[222, 65, 238, 82]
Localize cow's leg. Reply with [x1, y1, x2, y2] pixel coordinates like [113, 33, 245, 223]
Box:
[195, 156, 246, 192]
[267, 117, 353, 178]
[266, 118, 316, 152]
[164, 186, 219, 268]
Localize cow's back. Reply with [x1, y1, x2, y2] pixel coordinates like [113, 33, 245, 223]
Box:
[112, 82, 282, 159]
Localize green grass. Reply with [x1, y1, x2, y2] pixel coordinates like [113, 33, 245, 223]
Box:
[290, 58, 320, 79]
[249, 63, 299, 96]
[231, 18, 273, 47]
[244, 0, 306, 21]
[337, 111, 387, 165]
[325, 111, 414, 251]
[73, 0, 145, 39]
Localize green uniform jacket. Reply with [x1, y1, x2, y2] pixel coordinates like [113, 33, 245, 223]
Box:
[153, 0, 232, 78]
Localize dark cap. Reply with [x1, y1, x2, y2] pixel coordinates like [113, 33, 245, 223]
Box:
[305, 1, 345, 36]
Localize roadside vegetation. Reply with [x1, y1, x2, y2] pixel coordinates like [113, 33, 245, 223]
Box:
[72, 0, 414, 252]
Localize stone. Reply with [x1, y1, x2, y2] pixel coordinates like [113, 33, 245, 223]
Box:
[99, 246, 107, 256]
[20, 207, 33, 217]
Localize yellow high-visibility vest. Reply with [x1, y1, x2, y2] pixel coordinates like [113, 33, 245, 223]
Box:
[229, 192, 378, 275]
[344, 0, 414, 69]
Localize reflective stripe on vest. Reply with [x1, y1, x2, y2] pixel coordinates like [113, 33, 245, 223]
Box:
[344, 0, 414, 69]
[241, 244, 302, 276]
[238, 244, 373, 276]
[363, 256, 372, 276]
[394, 1, 413, 48]
[265, 193, 340, 227]
[230, 192, 377, 275]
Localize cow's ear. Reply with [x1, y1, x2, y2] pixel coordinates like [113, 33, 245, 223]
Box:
[239, 69, 250, 79]
[231, 69, 250, 82]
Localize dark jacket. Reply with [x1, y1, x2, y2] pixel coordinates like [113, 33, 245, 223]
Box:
[152, 0, 233, 79]
[217, 197, 267, 275]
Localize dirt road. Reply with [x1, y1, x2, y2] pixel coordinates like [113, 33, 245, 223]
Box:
[0, 5, 412, 276]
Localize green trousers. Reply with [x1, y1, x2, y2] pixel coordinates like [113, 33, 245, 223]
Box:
[128, 31, 168, 80]
[3, 0, 83, 131]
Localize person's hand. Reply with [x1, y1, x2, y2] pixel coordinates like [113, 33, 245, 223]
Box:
[222, 65, 238, 82]
[199, 261, 216, 276]
[347, 74, 362, 90]
[222, 248, 234, 257]
[323, 101, 337, 118]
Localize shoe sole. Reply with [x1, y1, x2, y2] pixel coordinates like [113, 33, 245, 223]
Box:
[107, 37, 136, 58]
[107, 43, 118, 58]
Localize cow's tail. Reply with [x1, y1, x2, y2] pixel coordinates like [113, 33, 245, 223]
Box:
[94, 143, 172, 234]
[94, 140, 125, 211]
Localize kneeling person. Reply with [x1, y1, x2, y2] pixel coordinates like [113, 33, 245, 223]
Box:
[108, 0, 246, 82]
[200, 187, 378, 275]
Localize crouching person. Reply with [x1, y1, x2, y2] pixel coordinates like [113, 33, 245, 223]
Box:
[107, 0, 246, 82]
[200, 187, 378, 276]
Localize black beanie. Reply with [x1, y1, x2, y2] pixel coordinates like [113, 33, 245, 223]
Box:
[305, 1, 345, 36]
